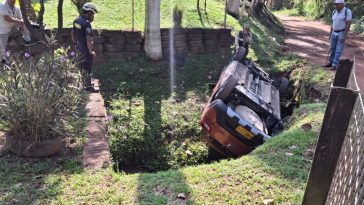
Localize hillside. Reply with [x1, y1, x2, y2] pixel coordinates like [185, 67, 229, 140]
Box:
[0, 1, 336, 204]
[43, 0, 241, 30]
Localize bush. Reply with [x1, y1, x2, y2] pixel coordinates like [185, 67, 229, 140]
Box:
[0, 40, 82, 143]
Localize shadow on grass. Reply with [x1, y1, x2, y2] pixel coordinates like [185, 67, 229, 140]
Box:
[137, 170, 194, 204]
[0, 147, 84, 204]
[95, 50, 232, 172]
[0, 109, 88, 204]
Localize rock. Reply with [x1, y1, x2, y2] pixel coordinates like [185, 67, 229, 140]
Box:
[289, 145, 297, 150]
[301, 123, 312, 132]
[263, 199, 275, 205]
[125, 44, 141, 52]
[12, 183, 22, 189]
[104, 44, 124, 53]
[285, 152, 294, 157]
[177, 193, 187, 199]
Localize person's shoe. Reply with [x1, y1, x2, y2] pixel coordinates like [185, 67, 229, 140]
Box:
[330, 66, 337, 71]
[322, 63, 332, 68]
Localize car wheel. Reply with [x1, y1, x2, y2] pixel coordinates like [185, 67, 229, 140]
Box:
[277, 77, 289, 94]
[215, 75, 238, 101]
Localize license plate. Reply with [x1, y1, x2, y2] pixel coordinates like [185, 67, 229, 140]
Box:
[235, 126, 254, 140]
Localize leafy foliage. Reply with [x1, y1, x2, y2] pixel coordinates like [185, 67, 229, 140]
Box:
[0, 39, 82, 143]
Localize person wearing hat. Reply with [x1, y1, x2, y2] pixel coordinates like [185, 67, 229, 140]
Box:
[71, 2, 98, 91]
[0, 0, 31, 64]
[322, 0, 352, 70]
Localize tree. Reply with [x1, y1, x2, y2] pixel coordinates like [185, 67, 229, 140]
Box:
[38, 0, 45, 30]
[226, 0, 240, 18]
[19, 0, 44, 41]
[144, 0, 162, 60]
[58, 0, 64, 29]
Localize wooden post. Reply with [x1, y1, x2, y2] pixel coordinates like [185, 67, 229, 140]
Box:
[302, 87, 358, 205]
[332, 59, 354, 88]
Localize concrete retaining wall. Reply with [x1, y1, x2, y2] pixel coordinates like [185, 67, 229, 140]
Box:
[8, 28, 234, 65]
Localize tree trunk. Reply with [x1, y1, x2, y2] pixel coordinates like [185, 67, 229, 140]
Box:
[38, 0, 45, 30]
[226, 0, 240, 17]
[58, 0, 64, 29]
[144, 0, 162, 60]
[19, 0, 44, 41]
[132, 0, 135, 31]
[24, 0, 37, 21]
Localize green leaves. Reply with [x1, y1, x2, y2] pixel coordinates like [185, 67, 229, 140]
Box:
[0, 39, 82, 143]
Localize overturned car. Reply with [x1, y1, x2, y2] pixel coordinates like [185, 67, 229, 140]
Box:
[200, 60, 288, 157]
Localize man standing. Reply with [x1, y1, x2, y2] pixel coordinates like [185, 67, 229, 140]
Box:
[323, 0, 352, 70]
[71, 2, 98, 92]
[233, 24, 253, 62]
[0, 0, 31, 64]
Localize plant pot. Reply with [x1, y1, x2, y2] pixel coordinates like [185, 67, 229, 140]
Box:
[5, 135, 62, 157]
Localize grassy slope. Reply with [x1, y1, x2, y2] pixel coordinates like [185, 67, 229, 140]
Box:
[43, 0, 240, 30]
[0, 1, 336, 204]
[0, 103, 325, 204]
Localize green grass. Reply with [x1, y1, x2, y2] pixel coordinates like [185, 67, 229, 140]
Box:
[43, 0, 241, 30]
[0, 103, 326, 204]
[97, 50, 232, 171]
[0, 1, 337, 203]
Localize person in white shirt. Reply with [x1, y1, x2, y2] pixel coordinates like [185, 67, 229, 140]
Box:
[322, 0, 352, 70]
[0, 0, 31, 64]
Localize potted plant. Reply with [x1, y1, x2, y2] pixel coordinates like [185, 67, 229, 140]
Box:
[0, 41, 82, 157]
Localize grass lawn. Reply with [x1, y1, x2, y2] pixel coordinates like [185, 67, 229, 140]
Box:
[0, 1, 337, 203]
[0, 102, 326, 204]
[43, 0, 241, 30]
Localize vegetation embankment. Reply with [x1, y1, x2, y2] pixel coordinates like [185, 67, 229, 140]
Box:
[43, 0, 240, 30]
[0, 1, 337, 204]
[273, 0, 364, 36]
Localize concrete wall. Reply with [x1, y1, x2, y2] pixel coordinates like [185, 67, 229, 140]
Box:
[9, 28, 234, 65]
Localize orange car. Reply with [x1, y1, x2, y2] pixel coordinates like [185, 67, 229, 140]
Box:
[200, 60, 287, 157]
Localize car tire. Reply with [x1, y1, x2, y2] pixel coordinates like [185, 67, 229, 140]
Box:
[278, 77, 289, 94]
[215, 75, 238, 101]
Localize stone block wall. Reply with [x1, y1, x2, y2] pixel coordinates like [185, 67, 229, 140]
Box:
[161, 28, 234, 56]
[52, 29, 143, 64]
[9, 28, 233, 66]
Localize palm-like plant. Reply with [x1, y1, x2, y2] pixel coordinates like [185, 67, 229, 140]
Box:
[0, 38, 82, 144]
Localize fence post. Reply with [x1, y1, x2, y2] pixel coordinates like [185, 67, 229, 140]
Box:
[302, 87, 358, 205]
[332, 59, 354, 88]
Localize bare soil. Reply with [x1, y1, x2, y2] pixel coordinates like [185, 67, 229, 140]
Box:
[278, 14, 364, 90]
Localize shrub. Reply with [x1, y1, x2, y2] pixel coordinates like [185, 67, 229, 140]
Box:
[0, 40, 82, 143]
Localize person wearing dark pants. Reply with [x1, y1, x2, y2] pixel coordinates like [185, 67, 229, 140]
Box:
[322, 0, 352, 70]
[71, 2, 98, 91]
[233, 24, 253, 62]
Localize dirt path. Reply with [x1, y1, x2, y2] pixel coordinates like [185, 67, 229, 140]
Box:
[277, 14, 364, 90]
